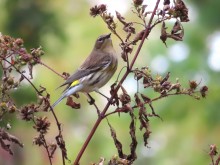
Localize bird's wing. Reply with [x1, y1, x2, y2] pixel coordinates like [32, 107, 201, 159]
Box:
[57, 51, 111, 89]
[80, 50, 111, 70]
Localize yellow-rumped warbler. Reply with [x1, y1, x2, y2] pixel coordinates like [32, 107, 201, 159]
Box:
[52, 33, 118, 107]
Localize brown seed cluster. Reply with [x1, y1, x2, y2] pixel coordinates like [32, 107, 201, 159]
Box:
[90, 4, 107, 17]
[33, 116, 51, 134]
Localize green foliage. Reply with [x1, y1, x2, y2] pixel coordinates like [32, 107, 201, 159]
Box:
[0, 0, 219, 165]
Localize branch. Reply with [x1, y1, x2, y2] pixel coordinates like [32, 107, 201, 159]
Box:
[2, 58, 66, 165]
[38, 60, 65, 79]
[73, 1, 161, 164]
[3, 58, 40, 94]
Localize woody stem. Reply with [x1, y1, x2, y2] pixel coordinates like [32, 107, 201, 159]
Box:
[73, 1, 161, 164]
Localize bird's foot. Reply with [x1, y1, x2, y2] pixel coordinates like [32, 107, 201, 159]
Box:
[87, 95, 95, 105]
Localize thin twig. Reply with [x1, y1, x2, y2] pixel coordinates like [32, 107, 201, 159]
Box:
[150, 16, 171, 30]
[49, 106, 66, 165]
[100, 15, 124, 44]
[3, 59, 40, 93]
[38, 60, 65, 79]
[43, 136, 53, 165]
[133, 21, 145, 27]
[104, 91, 196, 117]
[32, 118, 53, 165]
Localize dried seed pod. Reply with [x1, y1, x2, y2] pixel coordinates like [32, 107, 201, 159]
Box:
[133, 0, 143, 6]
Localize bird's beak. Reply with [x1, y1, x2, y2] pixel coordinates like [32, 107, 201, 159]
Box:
[105, 33, 111, 39]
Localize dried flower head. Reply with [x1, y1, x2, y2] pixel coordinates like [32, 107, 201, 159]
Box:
[189, 80, 198, 90]
[90, 4, 107, 17]
[200, 86, 208, 98]
[133, 0, 143, 6]
[20, 105, 35, 121]
[14, 38, 23, 46]
[173, 0, 189, 22]
[33, 116, 50, 134]
[33, 134, 44, 146]
[209, 144, 218, 156]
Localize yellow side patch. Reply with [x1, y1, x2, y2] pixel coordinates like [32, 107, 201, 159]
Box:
[70, 80, 80, 87]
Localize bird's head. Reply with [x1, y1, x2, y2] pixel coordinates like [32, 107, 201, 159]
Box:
[94, 33, 113, 51]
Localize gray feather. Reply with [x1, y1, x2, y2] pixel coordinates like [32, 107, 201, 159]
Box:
[52, 94, 66, 108]
[52, 84, 84, 108]
[56, 51, 111, 89]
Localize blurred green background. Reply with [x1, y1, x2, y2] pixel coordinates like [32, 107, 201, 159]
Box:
[0, 0, 220, 165]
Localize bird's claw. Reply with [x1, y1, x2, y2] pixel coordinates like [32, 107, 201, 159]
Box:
[88, 97, 95, 105]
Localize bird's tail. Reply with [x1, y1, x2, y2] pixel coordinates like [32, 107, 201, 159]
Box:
[52, 84, 83, 108]
[52, 94, 66, 108]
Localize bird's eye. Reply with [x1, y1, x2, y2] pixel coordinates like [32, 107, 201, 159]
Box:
[97, 37, 104, 42]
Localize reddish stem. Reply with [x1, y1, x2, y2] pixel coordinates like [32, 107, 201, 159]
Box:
[73, 1, 161, 164]
[38, 60, 65, 79]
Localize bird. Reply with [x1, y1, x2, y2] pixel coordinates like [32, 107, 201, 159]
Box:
[52, 33, 118, 108]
